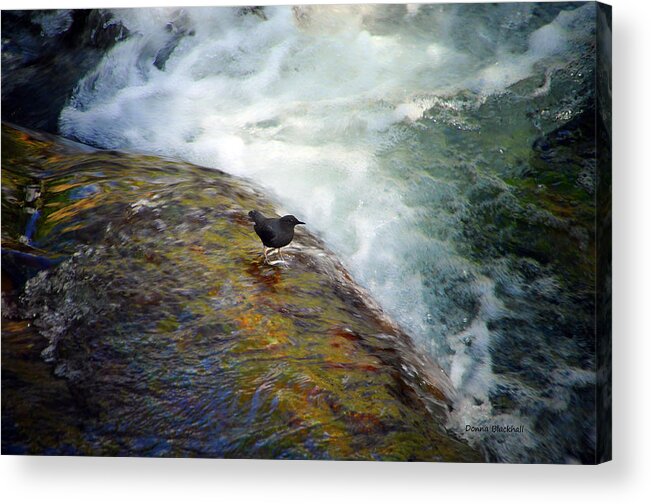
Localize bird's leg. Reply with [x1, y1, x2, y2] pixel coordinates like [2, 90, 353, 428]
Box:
[263, 246, 269, 262]
[278, 248, 285, 262]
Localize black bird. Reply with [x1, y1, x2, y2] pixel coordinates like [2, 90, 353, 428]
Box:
[248, 210, 305, 262]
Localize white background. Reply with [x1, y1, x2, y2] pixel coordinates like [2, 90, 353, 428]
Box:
[1, 0, 649, 502]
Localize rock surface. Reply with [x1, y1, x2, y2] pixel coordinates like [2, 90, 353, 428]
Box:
[1, 10, 129, 132]
[1, 124, 481, 461]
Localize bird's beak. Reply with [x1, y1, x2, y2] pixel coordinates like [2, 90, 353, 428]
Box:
[297, 221, 305, 225]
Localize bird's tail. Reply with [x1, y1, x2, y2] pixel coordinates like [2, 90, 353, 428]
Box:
[248, 210, 264, 224]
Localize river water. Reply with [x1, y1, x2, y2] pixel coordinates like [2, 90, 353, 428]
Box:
[57, 3, 598, 463]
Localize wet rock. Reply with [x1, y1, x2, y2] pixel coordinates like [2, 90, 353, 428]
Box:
[153, 9, 196, 70]
[2, 124, 481, 461]
[237, 7, 268, 21]
[1, 10, 129, 132]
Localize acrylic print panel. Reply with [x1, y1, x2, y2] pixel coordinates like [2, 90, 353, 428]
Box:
[1, 2, 611, 464]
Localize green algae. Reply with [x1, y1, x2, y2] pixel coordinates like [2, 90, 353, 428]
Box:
[2, 124, 481, 461]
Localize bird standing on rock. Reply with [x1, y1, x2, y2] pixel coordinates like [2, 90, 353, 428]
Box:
[248, 210, 305, 263]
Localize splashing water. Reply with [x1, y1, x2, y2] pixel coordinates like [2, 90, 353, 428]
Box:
[59, 3, 598, 463]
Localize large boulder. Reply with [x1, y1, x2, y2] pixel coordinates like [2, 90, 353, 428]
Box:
[2, 124, 481, 461]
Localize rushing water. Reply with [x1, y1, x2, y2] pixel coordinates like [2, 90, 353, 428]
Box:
[57, 3, 598, 463]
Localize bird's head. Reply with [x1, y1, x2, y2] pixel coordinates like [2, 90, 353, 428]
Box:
[280, 215, 305, 227]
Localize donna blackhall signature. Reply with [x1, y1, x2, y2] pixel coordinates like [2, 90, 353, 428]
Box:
[466, 424, 525, 434]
